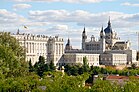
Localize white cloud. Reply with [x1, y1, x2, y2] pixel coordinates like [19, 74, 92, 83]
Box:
[50, 24, 68, 31]
[29, 10, 139, 28]
[121, 2, 139, 7]
[11, 0, 114, 3]
[13, 4, 32, 11]
[0, 9, 26, 24]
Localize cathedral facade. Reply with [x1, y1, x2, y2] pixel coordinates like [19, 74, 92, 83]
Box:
[81, 19, 130, 53]
[65, 19, 137, 66]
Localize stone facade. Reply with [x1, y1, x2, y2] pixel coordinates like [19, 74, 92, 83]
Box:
[65, 18, 137, 66]
[12, 31, 64, 65]
[58, 53, 99, 66]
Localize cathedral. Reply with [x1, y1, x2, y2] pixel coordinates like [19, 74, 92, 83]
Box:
[81, 18, 130, 53]
[64, 18, 137, 66]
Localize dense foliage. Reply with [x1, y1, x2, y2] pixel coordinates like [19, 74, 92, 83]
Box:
[29, 56, 55, 77]
[0, 32, 28, 78]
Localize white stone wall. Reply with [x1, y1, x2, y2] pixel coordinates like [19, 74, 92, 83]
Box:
[108, 50, 137, 64]
[100, 53, 127, 65]
[112, 54, 127, 65]
[60, 53, 99, 66]
[12, 34, 64, 65]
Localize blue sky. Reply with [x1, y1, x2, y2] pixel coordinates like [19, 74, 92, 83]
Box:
[0, 0, 139, 50]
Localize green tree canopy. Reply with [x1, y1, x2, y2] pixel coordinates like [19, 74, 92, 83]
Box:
[29, 59, 34, 72]
[0, 32, 28, 78]
[83, 56, 89, 72]
[34, 56, 46, 77]
[49, 60, 55, 71]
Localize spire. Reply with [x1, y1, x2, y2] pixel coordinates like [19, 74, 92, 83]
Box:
[104, 16, 113, 34]
[16, 29, 20, 35]
[100, 25, 105, 39]
[100, 25, 105, 35]
[83, 24, 85, 33]
[108, 16, 111, 27]
[65, 38, 72, 50]
[67, 38, 70, 45]
[101, 25, 103, 32]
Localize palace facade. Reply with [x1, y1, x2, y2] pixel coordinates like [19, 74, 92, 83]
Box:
[12, 31, 64, 65]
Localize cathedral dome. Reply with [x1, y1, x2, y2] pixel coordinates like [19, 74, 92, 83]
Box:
[104, 26, 112, 34]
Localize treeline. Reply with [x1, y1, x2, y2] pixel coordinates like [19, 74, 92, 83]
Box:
[29, 56, 90, 77]
[0, 72, 139, 92]
[29, 56, 56, 77]
[29, 56, 139, 77]
[64, 64, 139, 77]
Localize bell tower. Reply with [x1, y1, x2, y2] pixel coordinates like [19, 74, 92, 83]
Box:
[100, 26, 105, 52]
[82, 26, 87, 50]
[100, 26, 104, 39]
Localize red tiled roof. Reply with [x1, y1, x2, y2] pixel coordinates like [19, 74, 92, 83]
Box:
[106, 75, 129, 80]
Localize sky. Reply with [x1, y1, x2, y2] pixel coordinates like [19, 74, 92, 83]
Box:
[0, 0, 139, 50]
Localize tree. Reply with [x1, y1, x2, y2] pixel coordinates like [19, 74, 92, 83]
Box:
[29, 59, 34, 72]
[70, 65, 79, 76]
[131, 63, 136, 69]
[34, 56, 46, 77]
[49, 60, 55, 71]
[0, 32, 28, 77]
[64, 64, 71, 75]
[38, 56, 45, 64]
[44, 64, 50, 72]
[91, 79, 122, 92]
[82, 56, 89, 72]
[41, 72, 89, 92]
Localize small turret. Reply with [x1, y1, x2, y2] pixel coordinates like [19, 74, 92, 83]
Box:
[100, 26, 105, 53]
[16, 29, 20, 35]
[83, 26, 85, 33]
[82, 26, 87, 50]
[91, 35, 95, 41]
[65, 38, 72, 50]
[100, 26, 105, 39]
